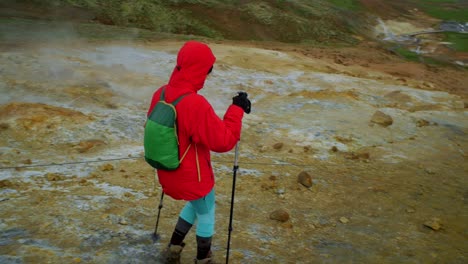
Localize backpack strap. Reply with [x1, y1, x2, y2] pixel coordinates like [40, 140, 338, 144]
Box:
[159, 86, 167, 101]
[160, 86, 189, 106]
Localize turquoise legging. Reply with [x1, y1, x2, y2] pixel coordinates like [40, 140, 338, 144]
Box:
[179, 189, 215, 237]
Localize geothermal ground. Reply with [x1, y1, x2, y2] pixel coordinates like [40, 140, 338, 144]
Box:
[0, 34, 467, 264]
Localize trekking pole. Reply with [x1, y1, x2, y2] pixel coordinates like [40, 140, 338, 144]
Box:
[226, 142, 240, 264]
[152, 191, 164, 242]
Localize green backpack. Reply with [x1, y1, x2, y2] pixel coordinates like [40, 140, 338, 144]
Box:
[144, 87, 189, 170]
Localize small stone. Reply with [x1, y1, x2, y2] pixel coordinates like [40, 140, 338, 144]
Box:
[0, 123, 9, 130]
[74, 139, 106, 153]
[417, 119, 430, 127]
[119, 219, 128, 225]
[273, 142, 284, 150]
[425, 168, 435, 174]
[298, 171, 313, 188]
[345, 152, 370, 160]
[269, 209, 290, 222]
[331, 146, 338, 152]
[424, 218, 442, 231]
[406, 208, 415, 213]
[100, 163, 114, 171]
[46, 173, 64, 181]
[370, 111, 393, 127]
[340, 217, 349, 224]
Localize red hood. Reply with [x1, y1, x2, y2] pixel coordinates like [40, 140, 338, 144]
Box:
[167, 41, 216, 96]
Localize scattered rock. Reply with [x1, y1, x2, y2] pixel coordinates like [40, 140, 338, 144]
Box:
[425, 168, 436, 175]
[269, 209, 290, 222]
[297, 171, 313, 188]
[118, 219, 128, 225]
[46, 173, 64, 181]
[105, 102, 118, 109]
[339, 217, 349, 224]
[0, 180, 15, 188]
[100, 163, 114, 171]
[334, 57, 344, 65]
[406, 208, 415, 213]
[258, 145, 268, 153]
[261, 181, 277, 191]
[0, 123, 9, 130]
[422, 82, 435, 89]
[74, 139, 106, 153]
[416, 119, 431, 127]
[423, 217, 442, 231]
[335, 136, 353, 144]
[370, 111, 393, 127]
[273, 142, 284, 150]
[345, 152, 370, 160]
[396, 77, 407, 84]
[331, 146, 338, 152]
[79, 179, 93, 186]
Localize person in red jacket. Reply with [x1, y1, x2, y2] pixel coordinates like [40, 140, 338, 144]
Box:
[146, 41, 251, 263]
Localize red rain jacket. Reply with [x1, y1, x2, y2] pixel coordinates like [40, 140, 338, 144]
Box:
[147, 41, 244, 201]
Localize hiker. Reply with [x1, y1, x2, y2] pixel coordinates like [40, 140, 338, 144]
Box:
[146, 41, 251, 263]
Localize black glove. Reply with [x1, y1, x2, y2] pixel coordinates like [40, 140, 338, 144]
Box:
[232, 92, 251, 114]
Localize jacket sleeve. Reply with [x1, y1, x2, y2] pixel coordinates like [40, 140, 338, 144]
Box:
[190, 96, 244, 153]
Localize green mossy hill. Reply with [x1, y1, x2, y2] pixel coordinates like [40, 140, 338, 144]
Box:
[1, 0, 368, 45]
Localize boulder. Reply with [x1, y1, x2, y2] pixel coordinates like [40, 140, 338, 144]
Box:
[424, 217, 442, 231]
[273, 142, 284, 150]
[370, 111, 393, 127]
[297, 171, 313, 188]
[270, 209, 290, 222]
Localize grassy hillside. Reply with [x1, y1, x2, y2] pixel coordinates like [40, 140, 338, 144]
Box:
[0, 0, 368, 45]
[1, 0, 466, 52]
